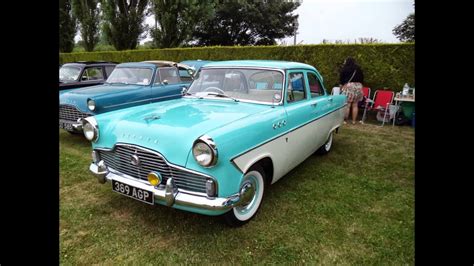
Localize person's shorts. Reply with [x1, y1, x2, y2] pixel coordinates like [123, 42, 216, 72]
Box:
[341, 82, 363, 103]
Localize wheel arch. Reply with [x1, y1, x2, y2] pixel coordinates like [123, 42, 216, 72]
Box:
[236, 154, 274, 185]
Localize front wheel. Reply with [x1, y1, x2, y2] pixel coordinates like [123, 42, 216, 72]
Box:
[224, 165, 266, 227]
[316, 131, 333, 155]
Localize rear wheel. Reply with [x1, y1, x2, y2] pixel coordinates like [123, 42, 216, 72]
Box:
[224, 165, 266, 227]
[317, 131, 333, 155]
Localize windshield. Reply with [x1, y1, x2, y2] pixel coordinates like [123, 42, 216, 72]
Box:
[187, 68, 284, 104]
[106, 67, 153, 85]
[59, 66, 81, 82]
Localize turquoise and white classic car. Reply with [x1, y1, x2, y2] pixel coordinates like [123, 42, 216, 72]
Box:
[85, 60, 347, 226]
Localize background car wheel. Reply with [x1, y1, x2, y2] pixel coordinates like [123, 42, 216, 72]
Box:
[224, 165, 266, 227]
[316, 131, 333, 155]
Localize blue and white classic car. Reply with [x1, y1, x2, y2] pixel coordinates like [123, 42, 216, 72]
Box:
[59, 60, 210, 133]
[85, 60, 346, 226]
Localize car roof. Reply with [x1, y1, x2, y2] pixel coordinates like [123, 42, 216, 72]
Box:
[141, 60, 178, 67]
[202, 60, 317, 71]
[179, 60, 213, 70]
[63, 61, 118, 67]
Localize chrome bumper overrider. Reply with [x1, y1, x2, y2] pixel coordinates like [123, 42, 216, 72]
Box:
[59, 119, 83, 131]
[89, 161, 241, 211]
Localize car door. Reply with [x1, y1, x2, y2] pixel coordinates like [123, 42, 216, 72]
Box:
[306, 71, 333, 149]
[283, 70, 325, 170]
[151, 67, 187, 103]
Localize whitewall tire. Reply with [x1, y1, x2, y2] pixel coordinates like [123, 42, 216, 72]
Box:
[224, 165, 266, 226]
[317, 131, 333, 155]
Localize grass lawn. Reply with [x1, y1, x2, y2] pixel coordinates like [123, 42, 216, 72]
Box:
[60, 123, 414, 264]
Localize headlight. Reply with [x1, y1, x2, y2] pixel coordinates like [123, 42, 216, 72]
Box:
[192, 135, 218, 167]
[83, 117, 99, 142]
[87, 99, 96, 111]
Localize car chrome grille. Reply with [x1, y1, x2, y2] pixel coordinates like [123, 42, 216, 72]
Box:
[97, 144, 209, 194]
[59, 104, 90, 121]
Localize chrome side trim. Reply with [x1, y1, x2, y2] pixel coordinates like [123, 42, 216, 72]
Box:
[230, 104, 347, 164]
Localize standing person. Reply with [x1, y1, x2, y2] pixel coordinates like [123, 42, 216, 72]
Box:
[339, 57, 364, 124]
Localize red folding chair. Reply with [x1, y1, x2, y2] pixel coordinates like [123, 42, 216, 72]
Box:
[358, 87, 371, 109]
[361, 89, 394, 126]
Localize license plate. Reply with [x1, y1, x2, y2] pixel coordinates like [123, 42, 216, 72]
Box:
[112, 180, 154, 205]
[59, 121, 74, 131]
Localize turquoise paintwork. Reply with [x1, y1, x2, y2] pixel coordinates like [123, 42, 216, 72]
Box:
[90, 60, 346, 216]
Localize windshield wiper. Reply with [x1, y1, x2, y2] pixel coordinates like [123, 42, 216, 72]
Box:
[105, 81, 129, 85]
[198, 91, 239, 102]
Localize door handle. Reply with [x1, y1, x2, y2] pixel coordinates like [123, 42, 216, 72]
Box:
[311, 102, 317, 107]
[328, 97, 333, 102]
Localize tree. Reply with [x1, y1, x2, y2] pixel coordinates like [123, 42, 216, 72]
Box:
[192, 0, 300, 46]
[101, 0, 149, 50]
[72, 0, 101, 51]
[149, 0, 215, 48]
[59, 0, 77, 53]
[393, 13, 415, 42]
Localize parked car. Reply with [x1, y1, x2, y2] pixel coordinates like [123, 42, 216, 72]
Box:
[59, 61, 117, 91]
[59, 60, 206, 133]
[85, 60, 346, 226]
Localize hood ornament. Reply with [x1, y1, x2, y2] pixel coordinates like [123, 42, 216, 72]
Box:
[144, 114, 161, 122]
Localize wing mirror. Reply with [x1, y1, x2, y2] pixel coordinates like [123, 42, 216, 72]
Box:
[188, 69, 196, 78]
[162, 79, 168, 85]
[181, 87, 188, 95]
[272, 93, 282, 106]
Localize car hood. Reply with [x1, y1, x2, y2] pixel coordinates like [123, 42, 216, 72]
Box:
[61, 83, 144, 98]
[94, 98, 269, 166]
[59, 83, 146, 112]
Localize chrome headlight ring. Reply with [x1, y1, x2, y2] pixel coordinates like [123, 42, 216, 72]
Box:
[192, 135, 218, 168]
[82, 116, 99, 142]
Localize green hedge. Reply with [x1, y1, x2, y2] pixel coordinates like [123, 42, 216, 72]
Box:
[60, 44, 414, 94]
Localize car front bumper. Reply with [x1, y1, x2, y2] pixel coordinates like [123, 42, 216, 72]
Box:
[59, 119, 83, 132]
[89, 161, 242, 214]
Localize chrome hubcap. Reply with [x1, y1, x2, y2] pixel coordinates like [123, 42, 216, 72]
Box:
[239, 181, 255, 206]
[235, 177, 258, 214]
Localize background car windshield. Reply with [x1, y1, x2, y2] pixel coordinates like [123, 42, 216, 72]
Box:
[106, 67, 153, 85]
[187, 68, 283, 103]
[59, 66, 81, 82]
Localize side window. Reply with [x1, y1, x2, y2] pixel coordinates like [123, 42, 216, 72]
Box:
[82, 67, 104, 81]
[178, 67, 193, 82]
[287, 72, 307, 103]
[105, 66, 115, 77]
[307, 72, 324, 97]
[156, 67, 181, 85]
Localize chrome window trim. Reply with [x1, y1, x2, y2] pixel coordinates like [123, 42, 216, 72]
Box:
[187, 66, 286, 106]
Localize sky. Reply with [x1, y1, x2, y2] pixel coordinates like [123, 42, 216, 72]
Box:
[278, 0, 414, 44]
[77, 0, 414, 45]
